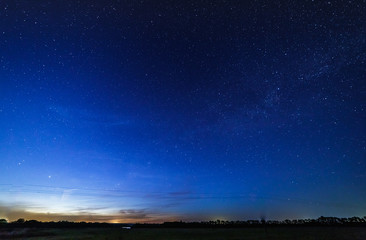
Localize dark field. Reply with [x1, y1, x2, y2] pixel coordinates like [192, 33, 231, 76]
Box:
[1, 227, 366, 240]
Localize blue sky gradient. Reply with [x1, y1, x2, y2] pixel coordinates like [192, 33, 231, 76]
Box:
[0, 0, 365, 222]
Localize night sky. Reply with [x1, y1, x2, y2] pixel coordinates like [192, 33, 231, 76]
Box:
[0, 0, 365, 223]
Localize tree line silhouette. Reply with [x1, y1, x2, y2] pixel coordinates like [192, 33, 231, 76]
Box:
[1, 216, 366, 229]
[136, 216, 366, 228]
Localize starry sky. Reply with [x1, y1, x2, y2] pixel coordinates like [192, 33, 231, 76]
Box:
[0, 0, 365, 223]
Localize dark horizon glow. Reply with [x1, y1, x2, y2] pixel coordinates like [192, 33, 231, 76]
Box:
[0, 1, 365, 223]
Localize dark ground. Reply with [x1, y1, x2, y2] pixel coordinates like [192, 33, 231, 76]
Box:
[1, 227, 366, 240]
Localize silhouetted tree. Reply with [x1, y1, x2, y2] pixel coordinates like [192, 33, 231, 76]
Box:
[15, 218, 25, 224]
[0, 219, 7, 224]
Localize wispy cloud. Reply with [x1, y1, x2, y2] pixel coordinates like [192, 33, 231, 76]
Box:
[0, 184, 195, 222]
[0, 204, 179, 223]
[48, 105, 135, 128]
[119, 209, 148, 219]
